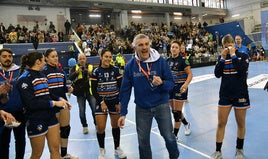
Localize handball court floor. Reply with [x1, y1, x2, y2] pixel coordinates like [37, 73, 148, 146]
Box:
[10, 61, 268, 159]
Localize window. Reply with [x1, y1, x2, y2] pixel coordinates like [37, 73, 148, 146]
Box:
[128, 0, 223, 8]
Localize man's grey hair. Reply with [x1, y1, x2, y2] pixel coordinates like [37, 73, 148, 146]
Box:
[132, 34, 151, 47]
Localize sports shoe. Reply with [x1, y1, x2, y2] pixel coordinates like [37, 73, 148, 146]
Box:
[114, 147, 127, 158]
[83, 127, 88, 134]
[98, 148, 106, 159]
[210, 151, 223, 159]
[176, 137, 183, 143]
[184, 122, 191, 136]
[235, 149, 244, 159]
[61, 154, 79, 159]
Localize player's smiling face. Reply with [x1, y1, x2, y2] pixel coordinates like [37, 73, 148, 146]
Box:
[101, 50, 112, 68]
[45, 50, 58, 66]
[170, 42, 180, 58]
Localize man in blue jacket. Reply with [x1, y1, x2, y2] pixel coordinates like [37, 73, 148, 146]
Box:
[234, 35, 249, 55]
[0, 48, 25, 159]
[118, 34, 179, 159]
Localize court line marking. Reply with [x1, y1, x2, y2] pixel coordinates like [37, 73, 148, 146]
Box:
[191, 74, 215, 84]
[69, 119, 210, 158]
[126, 119, 211, 158]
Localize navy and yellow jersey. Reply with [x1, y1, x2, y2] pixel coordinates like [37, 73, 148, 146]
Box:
[214, 51, 249, 98]
[90, 65, 122, 104]
[42, 64, 68, 100]
[16, 69, 58, 120]
[166, 55, 190, 84]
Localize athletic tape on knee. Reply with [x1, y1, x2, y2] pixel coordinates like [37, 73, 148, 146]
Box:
[60, 125, 71, 139]
[172, 110, 182, 122]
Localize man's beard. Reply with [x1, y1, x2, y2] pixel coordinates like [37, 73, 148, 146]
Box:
[1, 61, 12, 68]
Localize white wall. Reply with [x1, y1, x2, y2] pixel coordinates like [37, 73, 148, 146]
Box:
[0, 5, 70, 31]
[128, 14, 191, 26]
[1, 2, 266, 33]
[0, 5, 194, 31]
[225, 0, 268, 33]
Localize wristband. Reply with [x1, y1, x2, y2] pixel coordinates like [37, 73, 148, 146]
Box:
[51, 101, 55, 107]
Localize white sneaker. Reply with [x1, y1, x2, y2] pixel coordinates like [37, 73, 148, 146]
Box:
[235, 149, 244, 159]
[176, 137, 183, 143]
[98, 148, 106, 159]
[184, 122, 191, 136]
[61, 154, 79, 159]
[83, 127, 88, 134]
[114, 147, 127, 158]
[210, 151, 223, 159]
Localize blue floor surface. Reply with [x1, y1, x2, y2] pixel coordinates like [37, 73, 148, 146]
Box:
[9, 61, 268, 159]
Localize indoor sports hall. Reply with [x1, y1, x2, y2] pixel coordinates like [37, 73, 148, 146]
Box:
[1, 0, 268, 159]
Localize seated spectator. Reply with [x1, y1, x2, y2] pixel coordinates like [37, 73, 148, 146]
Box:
[91, 47, 98, 56]
[69, 32, 76, 42]
[9, 29, 17, 43]
[58, 29, 64, 42]
[51, 35, 57, 42]
[84, 45, 91, 56]
[257, 45, 265, 61]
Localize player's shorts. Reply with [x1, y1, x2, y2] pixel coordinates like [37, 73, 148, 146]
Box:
[52, 106, 62, 114]
[26, 116, 59, 138]
[218, 96, 250, 109]
[95, 100, 119, 115]
[169, 83, 188, 100]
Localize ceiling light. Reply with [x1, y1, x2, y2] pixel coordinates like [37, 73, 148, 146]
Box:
[131, 10, 142, 13]
[173, 12, 183, 16]
[174, 17, 182, 20]
[232, 14, 240, 17]
[89, 14, 101, 18]
[132, 15, 142, 19]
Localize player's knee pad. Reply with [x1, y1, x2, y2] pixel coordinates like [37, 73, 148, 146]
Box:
[60, 125, 71, 139]
[172, 111, 182, 122]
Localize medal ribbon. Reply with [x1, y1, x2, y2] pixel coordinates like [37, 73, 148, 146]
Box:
[136, 59, 152, 79]
[0, 71, 13, 83]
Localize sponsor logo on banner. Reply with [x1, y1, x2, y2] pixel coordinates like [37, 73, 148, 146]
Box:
[247, 74, 268, 88]
[189, 74, 268, 89]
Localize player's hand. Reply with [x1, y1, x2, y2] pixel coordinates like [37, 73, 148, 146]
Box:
[101, 101, 108, 113]
[152, 76, 163, 86]
[0, 110, 16, 124]
[118, 116, 126, 128]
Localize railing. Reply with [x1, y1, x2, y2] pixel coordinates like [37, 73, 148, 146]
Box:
[247, 32, 262, 46]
